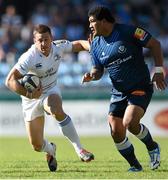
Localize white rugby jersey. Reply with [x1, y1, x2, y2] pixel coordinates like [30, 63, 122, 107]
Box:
[15, 40, 72, 93]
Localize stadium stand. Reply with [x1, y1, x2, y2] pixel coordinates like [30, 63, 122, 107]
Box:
[0, 0, 168, 99]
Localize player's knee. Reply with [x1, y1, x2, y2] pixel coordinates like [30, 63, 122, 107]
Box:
[128, 124, 140, 135]
[123, 117, 134, 129]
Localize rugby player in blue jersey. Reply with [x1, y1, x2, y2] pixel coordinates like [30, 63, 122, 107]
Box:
[82, 5, 167, 172]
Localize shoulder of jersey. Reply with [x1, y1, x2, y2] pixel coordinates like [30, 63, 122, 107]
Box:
[19, 45, 35, 60]
[26, 44, 37, 56]
[53, 40, 70, 47]
[91, 36, 100, 48]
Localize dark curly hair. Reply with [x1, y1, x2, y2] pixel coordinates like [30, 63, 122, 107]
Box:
[88, 5, 115, 23]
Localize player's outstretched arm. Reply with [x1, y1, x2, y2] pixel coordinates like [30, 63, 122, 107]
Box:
[72, 40, 90, 52]
[145, 37, 167, 90]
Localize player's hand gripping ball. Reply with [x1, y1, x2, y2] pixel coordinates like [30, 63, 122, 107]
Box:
[21, 74, 40, 92]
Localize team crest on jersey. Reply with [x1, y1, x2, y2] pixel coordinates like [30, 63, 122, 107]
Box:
[134, 28, 147, 41]
[102, 52, 105, 56]
[118, 45, 126, 54]
[35, 63, 42, 69]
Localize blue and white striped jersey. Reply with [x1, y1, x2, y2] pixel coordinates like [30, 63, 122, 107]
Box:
[90, 23, 152, 92]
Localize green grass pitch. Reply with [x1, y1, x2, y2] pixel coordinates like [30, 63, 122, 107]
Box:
[0, 136, 168, 179]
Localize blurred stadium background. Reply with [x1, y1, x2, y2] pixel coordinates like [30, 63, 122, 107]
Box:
[0, 0, 168, 137]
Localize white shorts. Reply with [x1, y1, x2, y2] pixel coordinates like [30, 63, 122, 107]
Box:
[21, 85, 61, 121]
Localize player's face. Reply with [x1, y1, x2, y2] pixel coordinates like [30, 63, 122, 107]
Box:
[34, 32, 52, 56]
[89, 16, 103, 37]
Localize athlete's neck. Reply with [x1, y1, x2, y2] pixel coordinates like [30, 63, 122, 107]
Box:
[39, 47, 52, 57]
[102, 23, 114, 37]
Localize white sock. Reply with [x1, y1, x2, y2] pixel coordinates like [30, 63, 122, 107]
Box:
[41, 139, 55, 156]
[58, 115, 82, 154]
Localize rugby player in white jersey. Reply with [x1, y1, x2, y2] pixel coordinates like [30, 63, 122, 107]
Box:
[5, 24, 93, 172]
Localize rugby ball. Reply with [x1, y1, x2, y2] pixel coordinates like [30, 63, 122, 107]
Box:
[21, 74, 40, 92]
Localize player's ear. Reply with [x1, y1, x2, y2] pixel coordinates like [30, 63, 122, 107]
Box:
[49, 33, 53, 41]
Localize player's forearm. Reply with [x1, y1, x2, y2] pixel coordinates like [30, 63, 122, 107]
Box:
[90, 68, 104, 80]
[146, 38, 164, 67]
[5, 68, 28, 96]
[72, 40, 90, 52]
[90, 72, 102, 80]
[151, 44, 164, 67]
[6, 77, 27, 96]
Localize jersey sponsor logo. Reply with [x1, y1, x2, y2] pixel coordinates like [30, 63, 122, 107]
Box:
[106, 55, 132, 67]
[54, 54, 61, 61]
[35, 63, 42, 69]
[46, 67, 54, 74]
[39, 68, 57, 78]
[118, 45, 126, 54]
[134, 28, 147, 41]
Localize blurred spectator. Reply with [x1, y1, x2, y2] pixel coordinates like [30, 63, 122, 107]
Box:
[0, 0, 168, 89]
[0, 45, 5, 62]
[1, 5, 22, 43]
[31, 3, 50, 25]
[157, 29, 168, 57]
[1, 5, 22, 28]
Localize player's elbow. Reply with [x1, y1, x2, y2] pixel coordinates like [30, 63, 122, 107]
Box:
[5, 76, 10, 88]
[5, 74, 15, 91]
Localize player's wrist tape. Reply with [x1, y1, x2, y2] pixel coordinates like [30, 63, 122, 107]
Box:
[26, 91, 32, 99]
[155, 66, 164, 73]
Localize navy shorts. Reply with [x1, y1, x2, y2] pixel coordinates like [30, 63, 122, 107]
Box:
[109, 83, 153, 118]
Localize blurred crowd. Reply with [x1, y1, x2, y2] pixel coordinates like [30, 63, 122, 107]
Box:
[0, 0, 168, 88]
